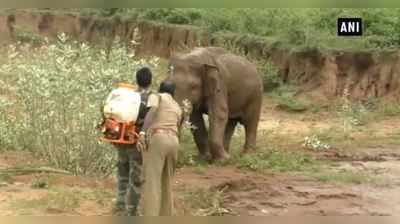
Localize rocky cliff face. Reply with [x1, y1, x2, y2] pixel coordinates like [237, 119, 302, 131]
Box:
[274, 49, 400, 101]
[1, 10, 400, 101]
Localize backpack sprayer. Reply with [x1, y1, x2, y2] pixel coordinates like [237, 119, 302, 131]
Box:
[100, 83, 141, 144]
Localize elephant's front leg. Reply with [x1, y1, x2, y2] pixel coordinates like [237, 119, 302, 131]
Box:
[190, 111, 209, 161]
[208, 111, 229, 161]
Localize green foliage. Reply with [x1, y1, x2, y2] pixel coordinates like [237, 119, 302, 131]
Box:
[177, 127, 205, 168]
[23, 8, 400, 50]
[338, 89, 370, 127]
[236, 150, 317, 172]
[381, 104, 400, 117]
[220, 36, 283, 93]
[257, 61, 282, 92]
[10, 189, 78, 213]
[10, 186, 113, 213]
[0, 173, 14, 184]
[122, 9, 400, 50]
[14, 28, 46, 46]
[338, 102, 370, 126]
[0, 34, 160, 175]
[271, 85, 309, 112]
[139, 8, 195, 25]
[275, 95, 309, 112]
[311, 170, 374, 185]
[303, 135, 331, 151]
[31, 176, 49, 189]
[177, 129, 193, 165]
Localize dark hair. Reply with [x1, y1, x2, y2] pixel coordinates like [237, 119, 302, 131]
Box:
[159, 81, 176, 96]
[136, 67, 152, 88]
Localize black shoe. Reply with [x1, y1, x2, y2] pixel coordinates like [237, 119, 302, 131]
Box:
[126, 210, 137, 216]
[126, 204, 139, 216]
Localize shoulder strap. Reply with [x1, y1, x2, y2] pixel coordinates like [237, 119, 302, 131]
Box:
[140, 91, 151, 106]
[137, 91, 152, 126]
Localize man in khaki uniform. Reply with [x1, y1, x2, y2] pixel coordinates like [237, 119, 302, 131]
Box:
[138, 81, 183, 216]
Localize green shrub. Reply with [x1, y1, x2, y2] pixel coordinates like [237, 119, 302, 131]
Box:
[177, 128, 197, 168]
[0, 98, 18, 151]
[0, 34, 160, 175]
[220, 38, 283, 93]
[31, 176, 49, 189]
[338, 89, 370, 127]
[33, 8, 400, 50]
[140, 9, 193, 25]
[14, 28, 46, 46]
[236, 150, 317, 172]
[134, 8, 390, 49]
[381, 104, 400, 117]
[311, 170, 374, 185]
[257, 61, 282, 92]
[270, 85, 309, 112]
[275, 95, 309, 112]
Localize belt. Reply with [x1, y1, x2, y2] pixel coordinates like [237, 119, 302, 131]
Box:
[149, 128, 177, 137]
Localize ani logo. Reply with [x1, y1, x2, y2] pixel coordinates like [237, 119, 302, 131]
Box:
[337, 18, 363, 36]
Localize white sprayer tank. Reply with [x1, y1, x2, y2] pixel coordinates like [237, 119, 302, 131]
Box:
[103, 83, 141, 123]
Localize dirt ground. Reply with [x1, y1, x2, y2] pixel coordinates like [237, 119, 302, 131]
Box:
[0, 97, 400, 216]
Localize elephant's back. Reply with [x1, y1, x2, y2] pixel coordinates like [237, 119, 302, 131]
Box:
[217, 54, 263, 116]
[218, 54, 263, 92]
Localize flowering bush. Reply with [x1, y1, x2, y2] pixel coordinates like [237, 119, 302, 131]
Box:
[303, 135, 331, 151]
[0, 34, 160, 175]
[338, 88, 369, 130]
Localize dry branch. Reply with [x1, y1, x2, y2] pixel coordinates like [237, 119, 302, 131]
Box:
[0, 166, 72, 175]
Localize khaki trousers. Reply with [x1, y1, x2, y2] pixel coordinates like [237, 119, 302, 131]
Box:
[142, 132, 179, 216]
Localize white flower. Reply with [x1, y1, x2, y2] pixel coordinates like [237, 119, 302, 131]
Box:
[303, 135, 330, 151]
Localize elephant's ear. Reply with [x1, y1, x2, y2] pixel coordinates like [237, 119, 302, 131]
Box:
[203, 63, 228, 115]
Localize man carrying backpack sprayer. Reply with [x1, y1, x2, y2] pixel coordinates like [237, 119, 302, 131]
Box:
[106, 67, 153, 216]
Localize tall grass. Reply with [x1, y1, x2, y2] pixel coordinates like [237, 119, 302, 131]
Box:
[0, 34, 160, 175]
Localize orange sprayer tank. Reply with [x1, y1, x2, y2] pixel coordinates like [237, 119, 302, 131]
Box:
[100, 83, 141, 145]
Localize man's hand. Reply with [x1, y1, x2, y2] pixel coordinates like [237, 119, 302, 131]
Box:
[137, 131, 147, 152]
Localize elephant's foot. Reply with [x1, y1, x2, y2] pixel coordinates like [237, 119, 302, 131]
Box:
[211, 151, 230, 163]
[197, 153, 209, 162]
[241, 147, 256, 154]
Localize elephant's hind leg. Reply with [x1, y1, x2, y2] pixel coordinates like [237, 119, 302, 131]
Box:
[242, 100, 262, 153]
[224, 119, 238, 153]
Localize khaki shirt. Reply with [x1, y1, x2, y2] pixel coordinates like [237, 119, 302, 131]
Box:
[147, 93, 182, 133]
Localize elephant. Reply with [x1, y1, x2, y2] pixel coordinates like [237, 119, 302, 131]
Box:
[164, 47, 263, 161]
